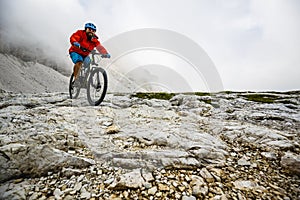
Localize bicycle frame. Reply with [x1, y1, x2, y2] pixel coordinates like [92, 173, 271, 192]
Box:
[78, 50, 101, 88]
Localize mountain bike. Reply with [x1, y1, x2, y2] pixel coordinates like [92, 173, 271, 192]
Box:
[69, 48, 108, 106]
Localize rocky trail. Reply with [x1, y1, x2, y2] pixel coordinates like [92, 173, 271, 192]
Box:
[0, 90, 299, 199]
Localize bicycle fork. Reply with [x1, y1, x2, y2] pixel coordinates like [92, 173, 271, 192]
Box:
[91, 69, 101, 90]
[96, 72, 101, 90]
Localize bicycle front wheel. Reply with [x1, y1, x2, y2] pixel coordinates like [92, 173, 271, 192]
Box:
[87, 68, 108, 106]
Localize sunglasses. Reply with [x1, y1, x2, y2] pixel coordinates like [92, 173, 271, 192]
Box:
[87, 28, 96, 32]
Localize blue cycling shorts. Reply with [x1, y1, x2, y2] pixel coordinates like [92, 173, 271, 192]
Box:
[70, 52, 91, 66]
[70, 52, 83, 64]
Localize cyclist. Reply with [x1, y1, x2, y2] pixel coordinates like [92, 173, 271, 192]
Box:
[69, 22, 110, 80]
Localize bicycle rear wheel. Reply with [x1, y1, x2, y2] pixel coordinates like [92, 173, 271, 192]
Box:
[87, 68, 108, 106]
[69, 73, 81, 99]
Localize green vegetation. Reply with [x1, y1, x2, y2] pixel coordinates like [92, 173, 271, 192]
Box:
[131, 92, 299, 106]
[218, 91, 250, 95]
[131, 92, 176, 100]
[220, 91, 235, 94]
[131, 92, 213, 100]
[242, 93, 278, 103]
[194, 92, 211, 96]
[131, 92, 213, 104]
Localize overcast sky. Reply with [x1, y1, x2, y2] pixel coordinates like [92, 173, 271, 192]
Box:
[1, 0, 299, 91]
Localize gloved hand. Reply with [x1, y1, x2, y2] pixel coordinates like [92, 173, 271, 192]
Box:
[101, 53, 111, 58]
[73, 42, 80, 48]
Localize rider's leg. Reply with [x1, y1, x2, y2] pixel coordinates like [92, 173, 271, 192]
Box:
[73, 62, 83, 80]
[83, 56, 91, 66]
[70, 52, 84, 80]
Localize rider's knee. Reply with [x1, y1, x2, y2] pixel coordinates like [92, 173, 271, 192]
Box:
[83, 57, 91, 66]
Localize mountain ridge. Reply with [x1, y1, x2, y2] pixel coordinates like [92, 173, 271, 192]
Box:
[0, 53, 69, 93]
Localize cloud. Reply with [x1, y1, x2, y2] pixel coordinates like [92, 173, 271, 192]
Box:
[0, 0, 299, 91]
[235, 0, 300, 91]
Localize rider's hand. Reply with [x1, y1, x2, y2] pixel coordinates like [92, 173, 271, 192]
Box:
[73, 42, 80, 48]
[101, 53, 111, 58]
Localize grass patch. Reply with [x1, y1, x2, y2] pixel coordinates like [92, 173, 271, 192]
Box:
[242, 93, 278, 103]
[131, 92, 176, 100]
[131, 92, 214, 104]
[131, 92, 212, 102]
[194, 92, 211, 96]
[131, 92, 299, 106]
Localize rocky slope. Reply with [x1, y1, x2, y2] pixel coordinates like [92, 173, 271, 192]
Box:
[0, 53, 69, 93]
[0, 90, 299, 199]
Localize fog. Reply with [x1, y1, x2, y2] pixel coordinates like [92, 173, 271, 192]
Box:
[0, 0, 299, 91]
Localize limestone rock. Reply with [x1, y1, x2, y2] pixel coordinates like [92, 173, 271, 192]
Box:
[281, 152, 300, 175]
[0, 90, 299, 199]
[108, 169, 146, 190]
[0, 144, 95, 182]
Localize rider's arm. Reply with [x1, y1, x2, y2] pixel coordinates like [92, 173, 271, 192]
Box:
[70, 30, 82, 45]
[95, 41, 108, 55]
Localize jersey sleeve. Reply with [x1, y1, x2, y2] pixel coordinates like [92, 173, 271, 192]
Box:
[95, 41, 108, 54]
[70, 30, 82, 45]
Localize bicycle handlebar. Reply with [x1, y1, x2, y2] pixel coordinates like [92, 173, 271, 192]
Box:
[73, 45, 106, 66]
[79, 46, 96, 54]
[74, 45, 103, 56]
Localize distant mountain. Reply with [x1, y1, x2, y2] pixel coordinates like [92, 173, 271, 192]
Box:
[0, 51, 143, 94]
[0, 53, 69, 93]
[0, 31, 72, 93]
[0, 32, 127, 93]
